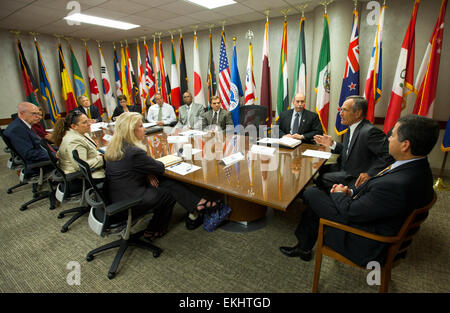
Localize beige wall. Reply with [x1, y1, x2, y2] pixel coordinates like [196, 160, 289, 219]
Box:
[0, 0, 449, 174]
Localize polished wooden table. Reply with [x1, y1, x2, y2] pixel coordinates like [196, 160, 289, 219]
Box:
[143, 130, 328, 223]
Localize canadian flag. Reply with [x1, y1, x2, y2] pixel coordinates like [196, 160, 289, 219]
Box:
[193, 33, 206, 108]
[85, 44, 103, 116]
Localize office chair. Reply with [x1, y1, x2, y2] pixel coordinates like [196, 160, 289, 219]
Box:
[312, 191, 437, 293]
[1, 128, 56, 211]
[72, 150, 162, 279]
[1, 129, 27, 194]
[239, 105, 269, 138]
[40, 139, 89, 233]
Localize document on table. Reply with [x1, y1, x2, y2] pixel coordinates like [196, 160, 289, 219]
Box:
[143, 122, 157, 128]
[167, 136, 189, 143]
[302, 149, 332, 159]
[221, 152, 245, 167]
[250, 144, 276, 156]
[166, 162, 201, 176]
[179, 130, 207, 137]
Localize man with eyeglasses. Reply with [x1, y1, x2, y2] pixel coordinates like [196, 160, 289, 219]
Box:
[4, 102, 50, 175]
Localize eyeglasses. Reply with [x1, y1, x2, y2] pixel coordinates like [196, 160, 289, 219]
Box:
[28, 111, 41, 116]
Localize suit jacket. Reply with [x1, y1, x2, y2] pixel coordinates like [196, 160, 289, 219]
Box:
[276, 109, 323, 143]
[202, 108, 233, 131]
[176, 102, 204, 129]
[73, 105, 102, 123]
[105, 143, 165, 207]
[326, 157, 434, 266]
[111, 105, 141, 121]
[333, 119, 393, 177]
[58, 129, 105, 179]
[4, 118, 48, 174]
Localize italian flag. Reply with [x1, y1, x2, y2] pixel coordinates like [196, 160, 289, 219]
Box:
[170, 37, 181, 113]
[315, 14, 331, 134]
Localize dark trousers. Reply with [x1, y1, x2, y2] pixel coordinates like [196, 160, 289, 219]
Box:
[315, 163, 357, 193]
[295, 186, 346, 251]
[158, 177, 201, 213]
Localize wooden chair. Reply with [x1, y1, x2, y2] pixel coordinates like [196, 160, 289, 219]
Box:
[312, 191, 437, 293]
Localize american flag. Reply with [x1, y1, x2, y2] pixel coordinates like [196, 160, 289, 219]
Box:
[218, 31, 231, 110]
[144, 42, 156, 103]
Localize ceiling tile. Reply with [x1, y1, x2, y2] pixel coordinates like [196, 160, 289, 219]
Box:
[212, 3, 255, 17]
[82, 7, 129, 19]
[185, 11, 227, 23]
[133, 8, 178, 21]
[97, 0, 149, 14]
[157, 1, 205, 15]
[129, 0, 176, 6]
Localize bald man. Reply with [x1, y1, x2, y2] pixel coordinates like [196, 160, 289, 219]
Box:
[4, 102, 50, 175]
[276, 93, 323, 144]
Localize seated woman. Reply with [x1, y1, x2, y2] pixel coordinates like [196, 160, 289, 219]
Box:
[32, 106, 54, 143]
[53, 110, 105, 192]
[111, 95, 142, 121]
[104, 112, 219, 239]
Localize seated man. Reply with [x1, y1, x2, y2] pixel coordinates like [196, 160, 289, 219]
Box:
[4, 102, 50, 175]
[72, 95, 103, 123]
[314, 96, 394, 191]
[202, 96, 233, 131]
[279, 115, 439, 267]
[175, 91, 204, 129]
[276, 92, 323, 143]
[147, 93, 177, 126]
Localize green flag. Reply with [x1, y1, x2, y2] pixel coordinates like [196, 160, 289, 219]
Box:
[276, 21, 289, 118]
[70, 45, 88, 100]
[293, 17, 307, 97]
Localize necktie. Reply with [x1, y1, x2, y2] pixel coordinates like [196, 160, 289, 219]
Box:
[345, 128, 351, 156]
[292, 113, 299, 134]
[87, 107, 91, 119]
[375, 165, 392, 177]
[158, 106, 162, 121]
[212, 112, 218, 125]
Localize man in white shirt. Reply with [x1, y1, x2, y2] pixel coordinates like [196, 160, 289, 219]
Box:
[147, 93, 177, 126]
[175, 91, 204, 129]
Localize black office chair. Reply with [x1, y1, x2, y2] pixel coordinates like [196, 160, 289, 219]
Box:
[40, 139, 89, 233]
[1, 128, 56, 211]
[239, 105, 269, 138]
[1, 129, 27, 194]
[72, 150, 162, 279]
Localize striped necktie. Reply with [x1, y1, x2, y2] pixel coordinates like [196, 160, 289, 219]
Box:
[375, 165, 392, 177]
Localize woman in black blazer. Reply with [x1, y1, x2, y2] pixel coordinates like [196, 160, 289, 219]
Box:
[104, 112, 219, 239]
[111, 95, 142, 121]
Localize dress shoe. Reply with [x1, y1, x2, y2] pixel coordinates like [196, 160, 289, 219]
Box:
[279, 245, 312, 261]
[185, 215, 203, 230]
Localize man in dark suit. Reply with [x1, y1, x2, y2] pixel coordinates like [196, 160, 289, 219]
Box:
[72, 96, 102, 123]
[276, 92, 323, 143]
[280, 115, 439, 266]
[202, 96, 233, 131]
[4, 102, 50, 175]
[314, 96, 394, 191]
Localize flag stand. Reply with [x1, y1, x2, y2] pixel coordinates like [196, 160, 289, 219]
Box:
[434, 151, 450, 190]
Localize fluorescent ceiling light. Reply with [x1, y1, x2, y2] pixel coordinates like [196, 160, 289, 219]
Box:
[185, 0, 236, 9]
[64, 13, 139, 30]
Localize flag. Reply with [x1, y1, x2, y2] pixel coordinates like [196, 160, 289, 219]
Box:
[120, 46, 131, 106]
[170, 37, 181, 113]
[69, 45, 88, 99]
[384, 0, 419, 134]
[159, 40, 170, 103]
[293, 16, 307, 98]
[179, 33, 188, 96]
[277, 20, 289, 118]
[207, 32, 218, 108]
[153, 39, 161, 94]
[315, 14, 331, 134]
[230, 42, 243, 126]
[336, 9, 360, 135]
[260, 19, 272, 126]
[58, 43, 77, 112]
[193, 32, 206, 108]
[126, 44, 138, 105]
[17, 39, 39, 106]
[244, 42, 257, 106]
[35, 40, 60, 123]
[218, 31, 231, 110]
[113, 46, 122, 105]
[85, 44, 103, 116]
[144, 42, 156, 104]
[413, 0, 448, 118]
[137, 42, 146, 113]
[99, 46, 116, 120]
[442, 115, 450, 152]
[364, 4, 385, 123]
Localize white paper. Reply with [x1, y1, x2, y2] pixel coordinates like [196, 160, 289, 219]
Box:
[167, 136, 189, 144]
[257, 137, 301, 148]
[250, 144, 276, 156]
[222, 152, 245, 167]
[302, 149, 332, 159]
[102, 134, 113, 142]
[90, 123, 105, 132]
[166, 162, 201, 176]
[143, 122, 156, 128]
[179, 129, 207, 137]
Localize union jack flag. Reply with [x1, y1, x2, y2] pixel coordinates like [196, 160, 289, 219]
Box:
[144, 42, 156, 104]
[335, 10, 359, 135]
[218, 31, 231, 110]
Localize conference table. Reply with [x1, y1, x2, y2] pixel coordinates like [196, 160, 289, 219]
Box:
[92, 125, 329, 224]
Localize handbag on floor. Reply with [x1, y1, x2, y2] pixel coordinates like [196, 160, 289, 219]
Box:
[202, 202, 231, 232]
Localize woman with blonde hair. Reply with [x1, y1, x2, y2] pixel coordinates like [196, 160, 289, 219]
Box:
[105, 112, 219, 239]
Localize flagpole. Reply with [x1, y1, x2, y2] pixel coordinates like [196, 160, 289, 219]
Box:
[434, 152, 450, 190]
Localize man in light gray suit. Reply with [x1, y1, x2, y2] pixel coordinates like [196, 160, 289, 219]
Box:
[175, 91, 204, 129]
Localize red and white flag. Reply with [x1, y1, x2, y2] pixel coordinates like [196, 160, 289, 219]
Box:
[144, 42, 156, 104]
[384, 0, 419, 134]
[218, 31, 231, 110]
[137, 42, 146, 113]
[159, 40, 170, 103]
[170, 37, 181, 113]
[85, 44, 103, 116]
[413, 0, 448, 118]
[99, 46, 115, 120]
[244, 42, 257, 105]
[260, 19, 272, 126]
[193, 32, 206, 108]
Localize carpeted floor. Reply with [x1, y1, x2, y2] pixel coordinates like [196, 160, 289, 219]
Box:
[0, 154, 449, 293]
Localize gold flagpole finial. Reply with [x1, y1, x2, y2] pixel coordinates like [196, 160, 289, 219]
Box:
[10, 30, 21, 38]
[245, 29, 254, 42]
[113, 41, 116, 49]
[54, 34, 64, 43]
[281, 8, 290, 21]
[96, 40, 102, 47]
[296, 2, 309, 17]
[155, 32, 162, 40]
[152, 34, 156, 42]
[81, 38, 89, 45]
[264, 10, 270, 22]
[207, 24, 215, 34]
[232, 36, 237, 45]
[29, 32, 39, 41]
[119, 40, 123, 47]
[190, 25, 198, 36]
[220, 20, 226, 31]
[140, 36, 146, 44]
